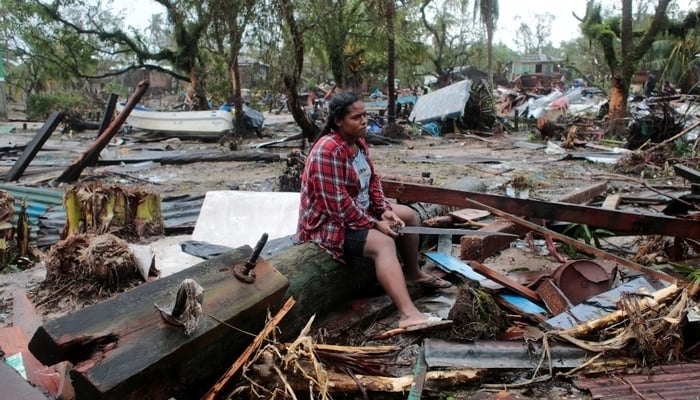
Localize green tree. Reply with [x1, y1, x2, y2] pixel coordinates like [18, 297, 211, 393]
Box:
[578, 0, 671, 136]
[418, 0, 474, 87]
[275, 0, 321, 142]
[208, 0, 258, 135]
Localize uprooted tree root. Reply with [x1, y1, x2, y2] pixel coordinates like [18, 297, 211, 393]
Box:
[436, 283, 508, 341]
[32, 233, 142, 312]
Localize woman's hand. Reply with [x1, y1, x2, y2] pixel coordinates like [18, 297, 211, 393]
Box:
[375, 211, 404, 237]
[375, 220, 399, 237]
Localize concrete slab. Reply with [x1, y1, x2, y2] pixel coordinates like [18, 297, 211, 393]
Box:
[191, 191, 300, 249]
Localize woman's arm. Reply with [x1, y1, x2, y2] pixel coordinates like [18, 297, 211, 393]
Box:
[311, 144, 378, 229]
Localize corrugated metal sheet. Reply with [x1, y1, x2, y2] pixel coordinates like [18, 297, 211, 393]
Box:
[0, 184, 203, 248]
[424, 338, 588, 369]
[409, 80, 472, 123]
[574, 363, 700, 399]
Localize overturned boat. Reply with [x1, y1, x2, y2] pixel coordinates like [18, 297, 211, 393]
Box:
[115, 102, 234, 140]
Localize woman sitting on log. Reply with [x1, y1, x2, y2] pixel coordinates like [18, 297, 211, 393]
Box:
[296, 91, 452, 332]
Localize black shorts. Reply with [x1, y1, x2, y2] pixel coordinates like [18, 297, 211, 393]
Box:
[344, 229, 368, 257]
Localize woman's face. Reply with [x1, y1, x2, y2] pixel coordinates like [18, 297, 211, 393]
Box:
[336, 100, 367, 140]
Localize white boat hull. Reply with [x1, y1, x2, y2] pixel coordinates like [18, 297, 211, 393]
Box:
[116, 103, 234, 139]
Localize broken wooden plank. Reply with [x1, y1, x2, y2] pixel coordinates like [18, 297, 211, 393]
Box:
[158, 150, 281, 165]
[463, 197, 677, 284]
[449, 208, 490, 222]
[380, 180, 700, 239]
[459, 220, 526, 262]
[467, 260, 541, 303]
[57, 80, 150, 183]
[556, 182, 608, 204]
[86, 93, 120, 166]
[601, 193, 622, 210]
[29, 245, 289, 400]
[3, 111, 64, 182]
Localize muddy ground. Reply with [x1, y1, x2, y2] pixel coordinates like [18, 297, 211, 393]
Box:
[0, 110, 687, 399]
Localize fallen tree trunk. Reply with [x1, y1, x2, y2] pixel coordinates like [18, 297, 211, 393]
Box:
[159, 150, 281, 165]
[270, 242, 378, 340]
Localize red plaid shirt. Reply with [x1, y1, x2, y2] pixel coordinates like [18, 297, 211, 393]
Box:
[297, 132, 392, 261]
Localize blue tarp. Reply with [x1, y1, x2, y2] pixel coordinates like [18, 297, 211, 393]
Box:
[219, 104, 265, 132]
[409, 80, 472, 124]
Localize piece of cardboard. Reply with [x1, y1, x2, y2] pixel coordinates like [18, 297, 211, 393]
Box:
[191, 191, 300, 249]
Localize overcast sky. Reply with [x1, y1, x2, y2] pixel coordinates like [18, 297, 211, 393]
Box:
[495, 0, 696, 48]
[116, 0, 697, 50]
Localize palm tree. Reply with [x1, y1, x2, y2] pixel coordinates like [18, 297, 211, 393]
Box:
[473, 0, 498, 86]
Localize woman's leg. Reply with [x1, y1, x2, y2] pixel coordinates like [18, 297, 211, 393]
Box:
[391, 204, 441, 283]
[363, 229, 427, 328]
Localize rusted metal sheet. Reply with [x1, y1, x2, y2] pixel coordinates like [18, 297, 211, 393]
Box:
[543, 277, 659, 330]
[380, 180, 700, 239]
[535, 278, 572, 315]
[424, 339, 587, 369]
[573, 363, 700, 399]
[550, 260, 614, 305]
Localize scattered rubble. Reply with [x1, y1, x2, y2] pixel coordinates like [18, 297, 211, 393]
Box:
[3, 79, 700, 399]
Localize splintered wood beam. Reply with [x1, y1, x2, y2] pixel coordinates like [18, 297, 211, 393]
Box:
[57, 80, 150, 183]
[380, 180, 700, 239]
[29, 246, 289, 400]
[467, 260, 541, 303]
[4, 111, 64, 182]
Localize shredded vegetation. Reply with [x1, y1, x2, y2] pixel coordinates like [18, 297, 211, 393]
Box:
[32, 233, 142, 312]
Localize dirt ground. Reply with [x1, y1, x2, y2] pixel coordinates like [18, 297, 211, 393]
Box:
[0, 110, 686, 399]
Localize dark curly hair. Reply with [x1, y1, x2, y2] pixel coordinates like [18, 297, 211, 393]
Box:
[320, 91, 362, 137]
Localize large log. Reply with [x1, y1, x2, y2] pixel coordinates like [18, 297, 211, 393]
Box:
[270, 242, 378, 340]
[29, 246, 289, 400]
